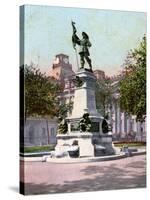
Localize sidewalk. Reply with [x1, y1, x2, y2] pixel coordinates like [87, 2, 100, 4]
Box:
[21, 154, 146, 195]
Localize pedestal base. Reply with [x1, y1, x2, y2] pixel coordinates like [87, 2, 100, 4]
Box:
[55, 133, 94, 157]
[93, 134, 116, 156]
[78, 134, 94, 157]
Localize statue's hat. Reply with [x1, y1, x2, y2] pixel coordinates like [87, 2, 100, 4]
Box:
[82, 32, 89, 39]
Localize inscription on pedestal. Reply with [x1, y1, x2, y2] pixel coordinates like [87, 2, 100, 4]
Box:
[70, 121, 100, 133]
[71, 122, 80, 132]
[90, 122, 100, 132]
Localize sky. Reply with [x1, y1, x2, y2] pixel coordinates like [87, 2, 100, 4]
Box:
[23, 5, 146, 76]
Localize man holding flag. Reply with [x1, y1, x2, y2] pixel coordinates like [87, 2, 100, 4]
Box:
[71, 21, 92, 71]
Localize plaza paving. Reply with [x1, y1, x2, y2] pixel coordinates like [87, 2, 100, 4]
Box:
[21, 155, 146, 195]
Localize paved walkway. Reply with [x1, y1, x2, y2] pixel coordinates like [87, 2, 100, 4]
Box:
[20, 155, 146, 195]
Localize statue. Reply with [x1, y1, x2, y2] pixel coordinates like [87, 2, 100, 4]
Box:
[71, 21, 92, 71]
[58, 117, 68, 134]
[72, 75, 84, 88]
[79, 113, 92, 132]
[102, 114, 112, 134]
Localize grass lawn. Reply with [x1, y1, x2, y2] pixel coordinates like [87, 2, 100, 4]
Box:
[22, 145, 55, 153]
[21, 142, 146, 153]
[114, 142, 146, 148]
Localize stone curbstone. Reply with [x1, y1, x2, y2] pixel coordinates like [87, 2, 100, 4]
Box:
[20, 149, 146, 163]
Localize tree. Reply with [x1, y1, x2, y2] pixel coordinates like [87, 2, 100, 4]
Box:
[120, 35, 146, 122]
[21, 64, 73, 135]
[95, 78, 114, 117]
[23, 64, 60, 119]
[23, 64, 73, 118]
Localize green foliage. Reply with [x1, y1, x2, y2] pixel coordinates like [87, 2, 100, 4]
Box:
[23, 145, 55, 153]
[57, 101, 73, 120]
[22, 64, 73, 134]
[22, 64, 73, 119]
[23, 64, 60, 118]
[120, 36, 146, 122]
[114, 142, 146, 148]
[95, 78, 113, 116]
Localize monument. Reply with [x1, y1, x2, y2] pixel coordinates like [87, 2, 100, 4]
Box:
[55, 22, 115, 157]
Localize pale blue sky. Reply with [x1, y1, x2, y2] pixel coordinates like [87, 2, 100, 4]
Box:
[23, 5, 146, 76]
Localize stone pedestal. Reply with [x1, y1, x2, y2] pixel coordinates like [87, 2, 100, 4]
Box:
[69, 69, 102, 120]
[77, 133, 94, 157]
[92, 132, 115, 156]
[67, 69, 103, 135]
[100, 134, 115, 155]
[56, 69, 115, 158]
[55, 132, 94, 157]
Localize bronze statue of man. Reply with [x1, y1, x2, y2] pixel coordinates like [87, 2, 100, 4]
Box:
[71, 21, 92, 71]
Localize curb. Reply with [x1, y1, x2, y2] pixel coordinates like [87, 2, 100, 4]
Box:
[132, 151, 146, 156]
[45, 153, 127, 163]
[20, 150, 146, 163]
[20, 152, 51, 157]
[20, 157, 43, 162]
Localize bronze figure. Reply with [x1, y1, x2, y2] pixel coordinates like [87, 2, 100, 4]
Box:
[71, 21, 92, 71]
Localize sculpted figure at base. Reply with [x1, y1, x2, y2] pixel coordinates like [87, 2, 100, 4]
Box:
[79, 113, 92, 132]
[71, 21, 92, 71]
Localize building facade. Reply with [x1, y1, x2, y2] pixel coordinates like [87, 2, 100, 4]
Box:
[108, 75, 146, 141]
[24, 117, 57, 146]
[48, 53, 75, 106]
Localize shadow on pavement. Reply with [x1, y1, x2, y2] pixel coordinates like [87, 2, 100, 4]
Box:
[23, 161, 146, 195]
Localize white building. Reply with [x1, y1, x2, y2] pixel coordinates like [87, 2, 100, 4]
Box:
[109, 76, 146, 141]
[23, 117, 57, 147]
